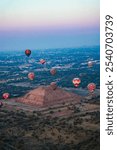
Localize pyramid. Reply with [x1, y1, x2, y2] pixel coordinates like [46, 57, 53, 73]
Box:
[17, 86, 80, 107]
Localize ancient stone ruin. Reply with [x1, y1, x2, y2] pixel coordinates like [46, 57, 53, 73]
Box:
[17, 86, 80, 107]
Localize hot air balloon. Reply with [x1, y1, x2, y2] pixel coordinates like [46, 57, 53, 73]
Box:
[50, 68, 57, 75]
[0, 101, 3, 108]
[50, 82, 57, 90]
[2, 93, 10, 99]
[25, 49, 31, 57]
[39, 59, 46, 65]
[88, 61, 93, 68]
[72, 78, 81, 87]
[28, 72, 35, 80]
[87, 83, 96, 92]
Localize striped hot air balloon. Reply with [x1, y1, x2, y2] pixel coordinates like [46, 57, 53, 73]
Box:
[72, 78, 81, 87]
[2, 93, 10, 99]
[87, 83, 96, 92]
[28, 72, 35, 80]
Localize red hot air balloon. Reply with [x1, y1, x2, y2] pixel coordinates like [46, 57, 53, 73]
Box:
[3, 93, 10, 99]
[39, 59, 46, 65]
[50, 82, 57, 90]
[87, 83, 96, 92]
[28, 72, 35, 80]
[88, 61, 93, 68]
[50, 68, 57, 75]
[25, 49, 31, 57]
[72, 78, 81, 87]
[0, 101, 3, 108]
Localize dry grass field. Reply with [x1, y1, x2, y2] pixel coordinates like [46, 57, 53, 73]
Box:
[0, 95, 100, 150]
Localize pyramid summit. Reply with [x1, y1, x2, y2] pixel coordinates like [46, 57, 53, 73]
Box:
[17, 86, 80, 107]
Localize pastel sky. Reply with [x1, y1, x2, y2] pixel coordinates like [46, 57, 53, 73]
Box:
[0, 0, 100, 50]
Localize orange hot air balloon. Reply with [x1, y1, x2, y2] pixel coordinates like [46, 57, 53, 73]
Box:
[25, 49, 31, 57]
[2, 93, 10, 99]
[39, 59, 46, 65]
[50, 68, 57, 75]
[87, 83, 96, 92]
[88, 61, 93, 67]
[50, 82, 57, 90]
[72, 78, 81, 87]
[28, 72, 35, 80]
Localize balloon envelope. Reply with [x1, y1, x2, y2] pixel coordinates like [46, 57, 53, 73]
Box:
[87, 83, 96, 92]
[39, 59, 46, 65]
[72, 78, 81, 87]
[0, 101, 3, 107]
[28, 72, 35, 80]
[25, 49, 31, 57]
[50, 68, 57, 75]
[88, 61, 93, 67]
[50, 82, 57, 90]
[3, 93, 10, 99]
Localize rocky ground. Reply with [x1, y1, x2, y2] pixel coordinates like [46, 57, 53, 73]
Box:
[0, 95, 100, 150]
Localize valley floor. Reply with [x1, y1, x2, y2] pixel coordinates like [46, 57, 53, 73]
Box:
[0, 96, 100, 150]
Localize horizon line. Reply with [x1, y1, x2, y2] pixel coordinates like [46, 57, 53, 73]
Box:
[0, 45, 100, 52]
